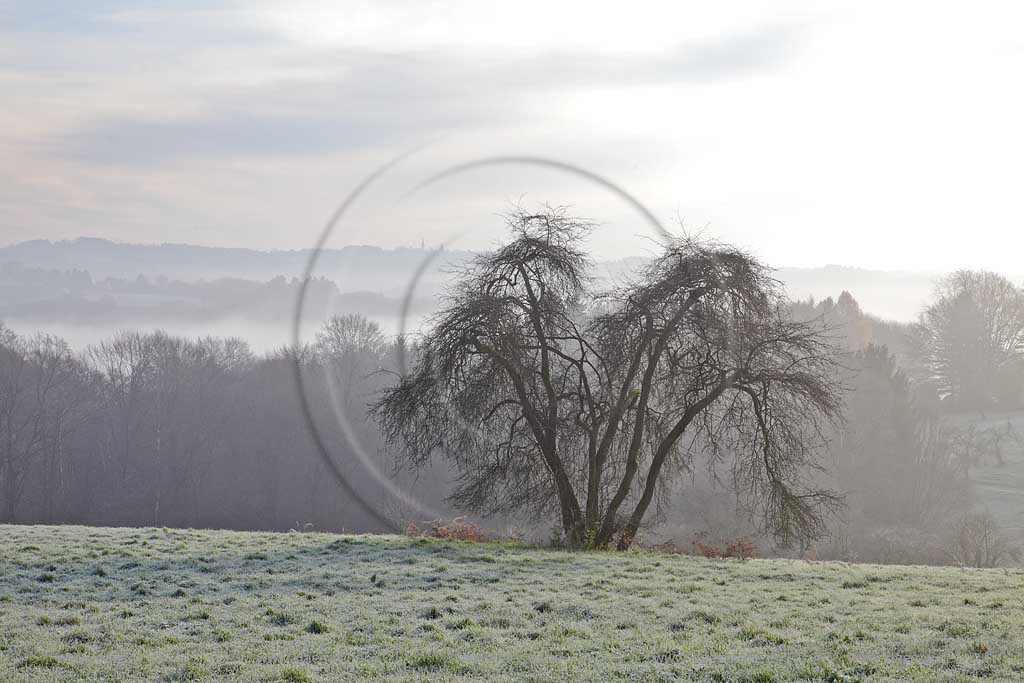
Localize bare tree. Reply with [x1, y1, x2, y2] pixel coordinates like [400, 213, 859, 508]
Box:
[88, 331, 157, 522]
[315, 314, 387, 359]
[373, 209, 843, 548]
[0, 328, 90, 521]
[314, 314, 387, 411]
[914, 270, 1024, 411]
[948, 510, 1021, 568]
[148, 334, 253, 527]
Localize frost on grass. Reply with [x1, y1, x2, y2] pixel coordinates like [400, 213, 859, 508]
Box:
[1, 525, 1023, 682]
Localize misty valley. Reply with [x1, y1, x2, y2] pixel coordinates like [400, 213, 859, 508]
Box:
[5, 3, 1024, 679]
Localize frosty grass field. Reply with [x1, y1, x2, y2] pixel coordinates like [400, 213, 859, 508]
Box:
[1, 525, 1023, 682]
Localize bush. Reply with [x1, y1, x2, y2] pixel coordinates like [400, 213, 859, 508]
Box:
[690, 532, 757, 560]
[948, 511, 1021, 568]
[724, 537, 758, 560]
[404, 517, 487, 543]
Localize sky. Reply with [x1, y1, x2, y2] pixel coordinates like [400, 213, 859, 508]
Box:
[2, 0, 1023, 271]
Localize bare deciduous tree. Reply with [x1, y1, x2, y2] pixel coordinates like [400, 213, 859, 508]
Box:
[373, 209, 844, 548]
[0, 328, 91, 521]
[913, 270, 1024, 411]
[948, 510, 1021, 568]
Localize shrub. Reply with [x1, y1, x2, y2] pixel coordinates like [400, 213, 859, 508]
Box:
[690, 532, 757, 560]
[948, 511, 1021, 568]
[405, 517, 487, 543]
[725, 537, 758, 560]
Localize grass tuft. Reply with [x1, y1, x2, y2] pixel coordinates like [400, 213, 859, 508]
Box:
[18, 655, 61, 668]
[306, 620, 330, 634]
[278, 667, 313, 682]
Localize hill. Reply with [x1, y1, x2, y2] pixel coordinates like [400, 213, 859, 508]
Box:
[0, 238, 473, 298]
[0, 238, 953, 352]
[1, 237, 978, 322]
[2, 525, 1022, 682]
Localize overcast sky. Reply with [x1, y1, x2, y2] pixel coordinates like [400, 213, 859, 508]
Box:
[2, 1, 1023, 271]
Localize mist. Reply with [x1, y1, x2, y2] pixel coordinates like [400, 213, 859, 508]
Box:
[4, 3, 1024, 680]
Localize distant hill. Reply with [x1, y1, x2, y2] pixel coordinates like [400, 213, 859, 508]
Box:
[0, 237, 964, 323]
[7, 236, 1016, 350]
[0, 237, 474, 299]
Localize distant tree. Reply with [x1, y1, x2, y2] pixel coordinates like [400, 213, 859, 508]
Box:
[315, 314, 387, 358]
[373, 209, 844, 549]
[310, 315, 390, 476]
[0, 328, 91, 522]
[790, 291, 914, 358]
[88, 331, 157, 522]
[145, 333, 252, 526]
[947, 419, 1024, 472]
[833, 346, 969, 540]
[306, 315, 395, 526]
[914, 270, 1024, 411]
[948, 510, 1021, 568]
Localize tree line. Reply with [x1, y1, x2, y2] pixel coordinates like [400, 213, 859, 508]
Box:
[0, 315, 449, 531]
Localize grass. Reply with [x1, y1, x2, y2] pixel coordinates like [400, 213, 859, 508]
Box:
[960, 410, 1024, 537]
[1, 525, 1023, 681]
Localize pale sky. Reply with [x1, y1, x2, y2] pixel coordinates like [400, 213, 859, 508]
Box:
[2, 1, 1023, 270]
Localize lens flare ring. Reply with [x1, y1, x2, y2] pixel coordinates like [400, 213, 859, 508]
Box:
[292, 152, 676, 531]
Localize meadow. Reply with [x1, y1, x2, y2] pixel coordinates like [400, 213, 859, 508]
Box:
[1, 525, 1023, 682]
[963, 411, 1024, 539]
